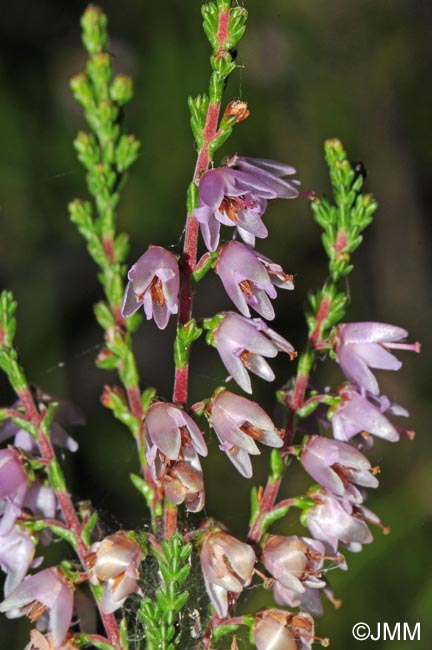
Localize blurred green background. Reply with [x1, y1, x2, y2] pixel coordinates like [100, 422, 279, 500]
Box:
[0, 0, 431, 648]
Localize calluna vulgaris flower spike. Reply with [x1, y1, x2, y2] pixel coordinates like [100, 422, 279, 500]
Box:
[0, 3, 422, 649]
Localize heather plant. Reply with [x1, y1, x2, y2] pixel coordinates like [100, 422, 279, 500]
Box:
[0, 3, 421, 650]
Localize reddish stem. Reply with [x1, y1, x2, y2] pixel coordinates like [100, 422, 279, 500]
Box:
[309, 296, 331, 346]
[18, 389, 122, 649]
[172, 102, 223, 406]
[248, 478, 281, 544]
[166, 7, 230, 540]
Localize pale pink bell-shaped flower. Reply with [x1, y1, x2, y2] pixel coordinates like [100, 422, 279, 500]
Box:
[121, 245, 180, 329]
[254, 610, 316, 650]
[302, 435, 379, 497]
[335, 322, 420, 395]
[200, 530, 255, 617]
[88, 531, 142, 614]
[0, 567, 74, 648]
[145, 402, 207, 468]
[0, 524, 37, 598]
[306, 489, 373, 553]
[213, 312, 296, 394]
[0, 448, 28, 535]
[193, 155, 300, 251]
[262, 535, 326, 594]
[210, 389, 283, 478]
[216, 241, 294, 320]
[331, 384, 403, 443]
[163, 446, 205, 513]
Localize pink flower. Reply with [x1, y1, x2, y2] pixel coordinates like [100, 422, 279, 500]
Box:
[210, 389, 283, 478]
[0, 568, 74, 649]
[144, 402, 207, 469]
[213, 312, 296, 394]
[0, 448, 28, 535]
[306, 489, 374, 552]
[301, 435, 379, 497]
[330, 384, 404, 443]
[216, 241, 294, 320]
[335, 322, 420, 395]
[88, 531, 142, 614]
[121, 245, 180, 329]
[200, 530, 255, 617]
[162, 446, 205, 513]
[262, 535, 327, 594]
[193, 156, 299, 251]
[0, 524, 37, 598]
[254, 610, 316, 650]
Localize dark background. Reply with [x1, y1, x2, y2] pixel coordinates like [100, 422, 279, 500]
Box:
[0, 1, 431, 648]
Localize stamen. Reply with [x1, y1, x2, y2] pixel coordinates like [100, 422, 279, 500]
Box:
[239, 420, 265, 440]
[150, 276, 166, 306]
[25, 600, 48, 623]
[239, 279, 254, 296]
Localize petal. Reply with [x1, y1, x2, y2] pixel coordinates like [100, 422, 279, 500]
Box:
[225, 446, 253, 478]
[341, 322, 407, 344]
[145, 404, 182, 460]
[121, 281, 142, 318]
[353, 342, 402, 371]
[234, 156, 297, 177]
[50, 582, 73, 647]
[203, 577, 228, 617]
[243, 353, 275, 383]
[338, 346, 380, 395]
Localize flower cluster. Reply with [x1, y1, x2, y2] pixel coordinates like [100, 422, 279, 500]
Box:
[0, 393, 146, 647]
[0, 394, 85, 647]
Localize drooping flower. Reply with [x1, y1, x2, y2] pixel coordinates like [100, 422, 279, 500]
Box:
[193, 155, 300, 251]
[262, 535, 327, 594]
[87, 531, 142, 614]
[0, 392, 83, 454]
[301, 435, 379, 497]
[0, 448, 28, 535]
[0, 567, 74, 648]
[216, 241, 294, 320]
[145, 402, 207, 469]
[253, 610, 316, 650]
[200, 530, 255, 617]
[213, 312, 296, 394]
[262, 534, 344, 617]
[330, 384, 403, 444]
[121, 245, 180, 329]
[335, 322, 420, 395]
[162, 446, 205, 513]
[210, 389, 283, 478]
[306, 488, 374, 552]
[0, 524, 37, 598]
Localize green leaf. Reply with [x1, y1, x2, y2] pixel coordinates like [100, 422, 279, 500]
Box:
[82, 511, 99, 546]
[48, 459, 67, 493]
[260, 505, 290, 534]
